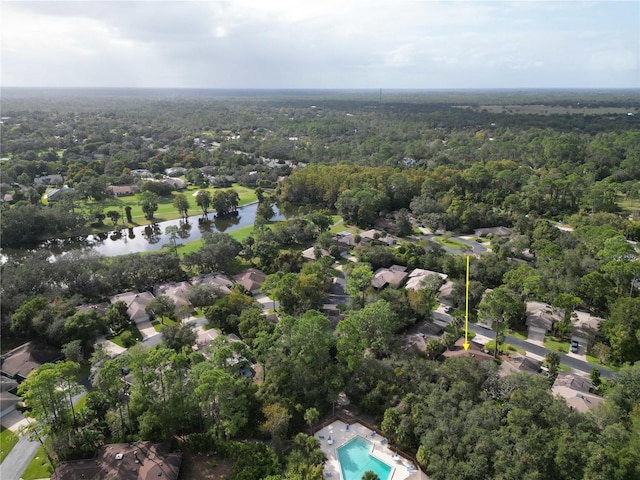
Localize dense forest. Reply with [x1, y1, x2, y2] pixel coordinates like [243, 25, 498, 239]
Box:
[2, 89, 640, 479]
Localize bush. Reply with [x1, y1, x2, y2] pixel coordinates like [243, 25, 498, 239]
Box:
[120, 331, 135, 348]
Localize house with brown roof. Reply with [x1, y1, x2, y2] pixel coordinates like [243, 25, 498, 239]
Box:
[302, 246, 330, 261]
[405, 268, 448, 291]
[107, 184, 139, 196]
[234, 268, 267, 294]
[571, 311, 604, 354]
[371, 265, 408, 289]
[153, 281, 192, 311]
[0, 342, 63, 383]
[525, 301, 562, 342]
[441, 338, 495, 364]
[552, 372, 604, 413]
[499, 354, 543, 377]
[191, 273, 234, 295]
[360, 229, 397, 247]
[51, 441, 182, 480]
[110, 292, 155, 324]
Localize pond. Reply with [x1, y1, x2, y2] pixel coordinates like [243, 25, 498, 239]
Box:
[2, 202, 283, 260]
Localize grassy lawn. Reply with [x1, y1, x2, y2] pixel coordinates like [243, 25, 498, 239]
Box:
[619, 196, 640, 214]
[152, 317, 179, 332]
[77, 184, 257, 229]
[73, 394, 88, 413]
[110, 324, 143, 348]
[0, 426, 19, 464]
[544, 336, 569, 354]
[432, 236, 472, 251]
[586, 354, 620, 372]
[508, 329, 528, 341]
[21, 446, 54, 480]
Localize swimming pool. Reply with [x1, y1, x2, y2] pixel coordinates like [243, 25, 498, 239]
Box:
[337, 436, 392, 480]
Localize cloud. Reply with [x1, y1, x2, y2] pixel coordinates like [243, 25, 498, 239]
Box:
[2, 0, 638, 88]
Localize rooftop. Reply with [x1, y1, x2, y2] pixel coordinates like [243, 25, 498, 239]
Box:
[50, 441, 182, 480]
[0, 341, 63, 381]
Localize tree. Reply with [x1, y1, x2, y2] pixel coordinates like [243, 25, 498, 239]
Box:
[185, 284, 222, 308]
[478, 286, 525, 358]
[162, 323, 196, 352]
[396, 208, 413, 237]
[106, 210, 121, 226]
[173, 193, 191, 219]
[337, 300, 399, 371]
[183, 232, 242, 274]
[124, 205, 133, 223]
[545, 352, 560, 379]
[145, 295, 176, 324]
[345, 263, 374, 308]
[139, 191, 159, 220]
[195, 190, 211, 216]
[362, 472, 381, 480]
[304, 407, 320, 435]
[261, 403, 291, 451]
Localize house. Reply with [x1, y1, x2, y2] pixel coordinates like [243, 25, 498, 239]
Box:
[0, 342, 63, 383]
[191, 273, 234, 295]
[405, 268, 448, 291]
[165, 167, 187, 176]
[110, 292, 155, 324]
[525, 301, 562, 342]
[301, 246, 330, 261]
[571, 311, 604, 354]
[499, 354, 543, 377]
[441, 338, 495, 363]
[234, 268, 267, 294]
[108, 184, 138, 197]
[1, 378, 20, 418]
[34, 174, 64, 185]
[360, 229, 396, 246]
[474, 226, 513, 237]
[334, 231, 358, 251]
[372, 265, 408, 289]
[45, 186, 74, 201]
[131, 169, 153, 178]
[163, 177, 187, 190]
[153, 282, 192, 311]
[552, 372, 604, 413]
[50, 441, 182, 480]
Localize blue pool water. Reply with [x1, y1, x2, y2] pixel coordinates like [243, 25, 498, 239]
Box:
[337, 436, 392, 480]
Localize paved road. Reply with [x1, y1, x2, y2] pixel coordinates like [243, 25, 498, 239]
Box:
[433, 310, 617, 380]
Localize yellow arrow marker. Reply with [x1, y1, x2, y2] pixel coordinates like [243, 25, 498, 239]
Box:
[463, 255, 470, 351]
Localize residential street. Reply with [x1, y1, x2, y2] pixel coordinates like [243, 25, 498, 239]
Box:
[433, 311, 617, 379]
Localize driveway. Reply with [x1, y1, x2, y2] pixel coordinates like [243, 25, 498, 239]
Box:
[0, 434, 40, 480]
[136, 320, 157, 339]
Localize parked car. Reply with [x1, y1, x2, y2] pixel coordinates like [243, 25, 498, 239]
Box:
[570, 341, 579, 353]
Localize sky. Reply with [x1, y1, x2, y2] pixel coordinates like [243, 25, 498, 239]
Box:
[2, 0, 639, 89]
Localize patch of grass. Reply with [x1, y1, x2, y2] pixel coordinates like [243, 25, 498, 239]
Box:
[79, 184, 257, 230]
[21, 446, 54, 480]
[544, 337, 569, 354]
[432, 236, 471, 251]
[152, 317, 178, 332]
[73, 394, 88, 413]
[110, 324, 143, 348]
[508, 329, 528, 341]
[619, 197, 640, 214]
[0, 426, 19, 464]
[586, 354, 620, 372]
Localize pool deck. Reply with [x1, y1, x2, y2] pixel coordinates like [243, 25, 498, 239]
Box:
[316, 419, 429, 480]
